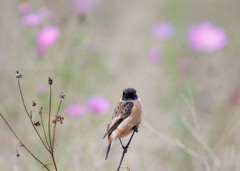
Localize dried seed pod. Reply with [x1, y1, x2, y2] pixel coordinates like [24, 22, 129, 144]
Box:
[33, 120, 40, 126]
[48, 77, 53, 85]
[16, 71, 22, 78]
[32, 101, 36, 106]
[60, 92, 65, 100]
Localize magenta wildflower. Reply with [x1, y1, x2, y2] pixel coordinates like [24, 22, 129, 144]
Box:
[187, 22, 227, 52]
[36, 26, 59, 56]
[147, 49, 162, 63]
[19, 3, 31, 14]
[37, 26, 59, 47]
[22, 13, 42, 26]
[67, 104, 86, 117]
[86, 95, 110, 115]
[152, 22, 174, 40]
[72, 0, 99, 15]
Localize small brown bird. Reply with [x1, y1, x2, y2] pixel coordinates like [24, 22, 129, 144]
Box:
[103, 88, 143, 160]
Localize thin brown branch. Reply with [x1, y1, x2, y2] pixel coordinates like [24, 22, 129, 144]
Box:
[47, 78, 58, 171]
[48, 84, 52, 149]
[40, 112, 50, 148]
[29, 111, 50, 152]
[0, 113, 23, 143]
[0, 113, 50, 171]
[52, 99, 62, 149]
[18, 77, 50, 152]
[117, 128, 137, 171]
[17, 78, 30, 117]
[22, 145, 50, 171]
[51, 152, 58, 171]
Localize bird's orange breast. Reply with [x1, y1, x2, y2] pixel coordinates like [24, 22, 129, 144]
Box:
[112, 100, 143, 139]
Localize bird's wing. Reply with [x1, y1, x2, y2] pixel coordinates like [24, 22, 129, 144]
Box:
[103, 101, 133, 138]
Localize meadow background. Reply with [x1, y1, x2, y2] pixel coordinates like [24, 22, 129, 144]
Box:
[0, 0, 240, 170]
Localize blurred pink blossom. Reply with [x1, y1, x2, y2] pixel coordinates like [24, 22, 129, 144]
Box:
[36, 26, 59, 56]
[72, 0, 99, 15]
[147, 49, 162, 63]
[67, 104, 86, 117]
[19, 3, 31, 14]
[38, 7, 52, 21]
[86, 95, 110, 115]
[22, 13, 42, 26]
[152, 22, 175, 40]
[37, 26, 59, 47]
[229, 90, 240, 105]
[187, 22, 227, 52]
[38, 84, 48, 94]
[36, 46, 46, 56]
[178, 58, 191, 72]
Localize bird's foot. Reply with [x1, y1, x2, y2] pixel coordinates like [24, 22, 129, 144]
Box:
[132, 126, 139, 133]
[120, 144, 128, 153]
[123, 146, 128, 153]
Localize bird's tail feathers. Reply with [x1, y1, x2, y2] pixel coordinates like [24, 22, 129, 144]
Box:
[105, 139, 113, 160]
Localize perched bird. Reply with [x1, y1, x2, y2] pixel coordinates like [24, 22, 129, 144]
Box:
[103, 88, 143, 160]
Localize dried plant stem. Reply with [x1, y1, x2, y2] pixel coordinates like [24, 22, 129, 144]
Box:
[48, 85, 52, 148]
[142, 120, 210, 171]
[17, 78, 30, 117]
[0, 113, 50, 171]
[52, 100, 62, 149]
[17, 76, 59, 171]
[181, 117, 221, 168]
[51, 152, 58, 171]
[18, 78, 50, 152]
[213, 108, 240, 152]
[181, 92, 200, 131]
[117, 129, 136, 171]
[29, 111, 50, 152]
[47, 84, 58, 171]
[40, 113, 50, 148]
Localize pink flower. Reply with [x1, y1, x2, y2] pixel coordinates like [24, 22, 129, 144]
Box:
[19, 3, 31, 14]
[86, 95, 110, 115]
[67, 104, 86, 117]
[37, 26, 59, 47]
[178, 58, 191, 72]
[22, 13, 42, 26]
[36, 26, 59, 56]
[147, 49, 162, 63]
[187, 22, 227, 52]
[72, 0, 99, 15]
[152, 22, 174, 40]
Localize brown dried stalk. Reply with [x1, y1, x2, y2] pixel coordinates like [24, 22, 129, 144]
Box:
[0, 113, 50, 171]
[0, 71, 65, 171]
[117, 126, 138, 171]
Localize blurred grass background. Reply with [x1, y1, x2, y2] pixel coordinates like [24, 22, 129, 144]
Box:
[1, 0, 240, 170]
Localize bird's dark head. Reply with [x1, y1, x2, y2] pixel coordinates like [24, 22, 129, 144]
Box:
[122, 88, 138, 101]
